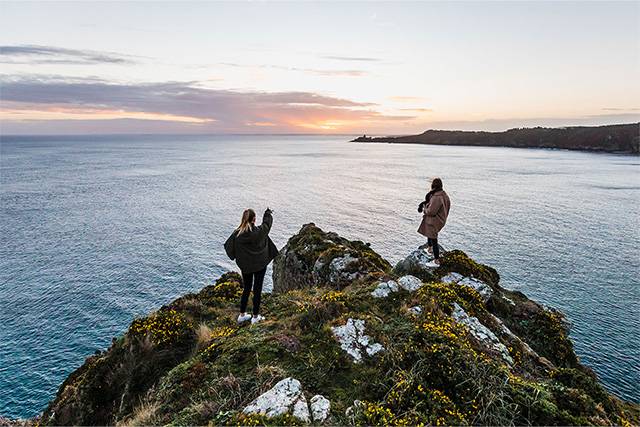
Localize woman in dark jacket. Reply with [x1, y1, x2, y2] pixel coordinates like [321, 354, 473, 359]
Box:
[418, 178, 451, 267]
[224, 208, 278, 324]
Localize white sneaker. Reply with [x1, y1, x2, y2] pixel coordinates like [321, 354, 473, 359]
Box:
[251, 315, 265, 325]
[423, 248, 434, 257]
[425, 260, 440, 268]
[237, 313, 251, 324]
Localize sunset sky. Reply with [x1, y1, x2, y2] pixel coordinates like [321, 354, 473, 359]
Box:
[1, 1, 638, 135]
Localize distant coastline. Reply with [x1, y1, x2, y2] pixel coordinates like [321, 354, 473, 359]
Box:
[352, 123, 640, 154]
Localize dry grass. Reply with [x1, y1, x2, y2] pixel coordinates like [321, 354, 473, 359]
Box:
[117, 401, 160, 427]
[195, 323, 213, 350]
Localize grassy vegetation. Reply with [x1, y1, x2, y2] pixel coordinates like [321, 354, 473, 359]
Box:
[40, 226, 639, 426]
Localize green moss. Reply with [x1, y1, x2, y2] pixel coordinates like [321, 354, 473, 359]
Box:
[551, 368, 618, 415]
[284, 223, 339, 266]
[350, 240, 392, 273]
[519, 307, 576, 367]
[417, 281, 485, 316]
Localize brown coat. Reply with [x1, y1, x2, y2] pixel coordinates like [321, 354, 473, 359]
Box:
[418, 190, 451, 239]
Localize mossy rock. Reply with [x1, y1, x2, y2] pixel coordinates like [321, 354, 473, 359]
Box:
[392, 247, 438, 282]
[273, 223, 391, 292]
[435, 249, 500, 288]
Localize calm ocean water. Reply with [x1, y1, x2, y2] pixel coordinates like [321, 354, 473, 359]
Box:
[1, 134, 638, 417]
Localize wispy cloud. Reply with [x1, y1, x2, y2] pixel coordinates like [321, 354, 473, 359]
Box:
[322, 55, 380, 62]
[0, 75, 413, 133]
[602, 107, 640, 111]
[388, 96, 425, 103]
[217, 62, 367, 77]
[0, 45, 141, 65]
[399, 108, 433, 112]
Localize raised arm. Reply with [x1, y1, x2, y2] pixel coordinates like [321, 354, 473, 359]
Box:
[256, 209, 273, 239]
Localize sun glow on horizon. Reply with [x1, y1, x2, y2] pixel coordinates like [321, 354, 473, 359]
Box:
[0, 1, 638, 134]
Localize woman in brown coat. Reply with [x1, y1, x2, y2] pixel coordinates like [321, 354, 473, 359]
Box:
[418, 178, 451, 267]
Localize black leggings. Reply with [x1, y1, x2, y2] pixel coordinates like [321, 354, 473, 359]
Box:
[428, 237, 440, 259]
[240, 268, 266, 315]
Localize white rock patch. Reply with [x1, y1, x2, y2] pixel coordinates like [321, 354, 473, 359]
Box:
[371, 280, 398, 298]
[243, 377, 309, 420]
[398, 275, 423, 291]
[292, 395, 310, 422]
[331, 318, 384, 363]
[403, 248, 434, 269]
[328, 254, 360, 283]
[371, 275, 422, 298]
[502, 295, 516, 306]
[310, 394, 331, 423]
[440, 272, 464, 283]
[409, 305, 423, 315]
[440, 273, 493, 301]
[451, 303, 513, 364]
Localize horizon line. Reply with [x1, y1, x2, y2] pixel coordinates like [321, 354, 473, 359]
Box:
[1, 121, 638, 139]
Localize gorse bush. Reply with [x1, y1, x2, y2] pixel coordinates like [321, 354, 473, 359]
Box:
[129, 309, 194, 346]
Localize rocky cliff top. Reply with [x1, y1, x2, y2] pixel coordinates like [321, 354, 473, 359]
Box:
[35, 224, 639, 426]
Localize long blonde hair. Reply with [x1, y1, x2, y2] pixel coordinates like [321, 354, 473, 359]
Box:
[237, 209, 256, 235]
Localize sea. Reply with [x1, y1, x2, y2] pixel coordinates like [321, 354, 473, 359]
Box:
[1, 134, 638, 418]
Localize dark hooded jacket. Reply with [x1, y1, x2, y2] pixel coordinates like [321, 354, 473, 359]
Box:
[224, 210, 279, 273]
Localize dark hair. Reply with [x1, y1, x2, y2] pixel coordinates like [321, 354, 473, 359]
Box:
[431, 177, 443, 191]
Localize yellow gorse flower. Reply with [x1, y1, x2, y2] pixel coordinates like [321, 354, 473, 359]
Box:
[320, 290, 345, 302]
[202, 326, 236, 357]
[129, 309, 193, 346]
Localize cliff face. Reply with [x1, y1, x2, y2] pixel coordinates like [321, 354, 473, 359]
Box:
[39, 224, 638, 426]
[353, 123, 640, 154]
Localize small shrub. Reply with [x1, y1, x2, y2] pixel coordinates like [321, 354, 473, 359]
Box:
[417, 281, 485, 316]
[128, 309, 194, 346]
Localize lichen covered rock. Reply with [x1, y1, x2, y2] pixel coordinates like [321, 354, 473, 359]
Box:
[441, 272, 493, 301]
[397, 275, 423, 292]
[451, 303, 513, 364]
[310, 394, 331, 423]
[273, 223, 391, 292]
[393, 248, 437, 281]
[371, 275, 422, 298]
[243, 377, 308, 421]
[371, 280, 398, 298]
[331, 318, 384, 363]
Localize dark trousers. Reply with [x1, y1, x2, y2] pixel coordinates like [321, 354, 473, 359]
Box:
[428, 237, 440, 259]
[240, 267, 266, 315]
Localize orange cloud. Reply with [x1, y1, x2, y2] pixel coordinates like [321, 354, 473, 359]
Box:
[0, 76, 415, 133]
[0, 104, 212, 123]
